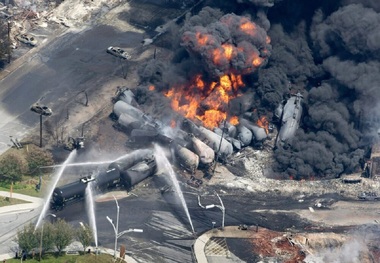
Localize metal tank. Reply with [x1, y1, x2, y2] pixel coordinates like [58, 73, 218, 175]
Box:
[121, 157, 157, 188]
[113, 100, 144, 120]
[108, 149, 154, 172]
[276, 92, 303, 147]
[239, 118, 267, 142]
[95, 168, 121, 191]
[174, 143, 199, 173]
[50, 177, 92, 210]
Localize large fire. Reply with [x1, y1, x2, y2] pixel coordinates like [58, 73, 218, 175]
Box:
[165, 74, 244, 129]
[164, 14, 271, 129]
[257, 116, 269, 134]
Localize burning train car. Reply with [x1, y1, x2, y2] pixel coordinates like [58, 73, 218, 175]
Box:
[110, 85, 272, 178]
[50, 150, 156, 211]
[275, 92, 303, 148]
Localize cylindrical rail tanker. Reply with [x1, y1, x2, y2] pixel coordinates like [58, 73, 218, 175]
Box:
[50, 149, 157, 210]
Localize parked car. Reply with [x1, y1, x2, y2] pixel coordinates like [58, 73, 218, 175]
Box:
[16, 34, 37, 46]
[106, 46, 131, 59]
[30, 103, 52, 116]
[358, 192, 379, 201]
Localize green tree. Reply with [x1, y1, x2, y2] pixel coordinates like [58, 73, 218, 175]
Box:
[16, 223, 39, 254]
[37, 221, 55, 256]
[26, 144, 54, 175]
[76, 223, 94, 252]
[0, 153, 26, 182]
[53, 219, 74, 254]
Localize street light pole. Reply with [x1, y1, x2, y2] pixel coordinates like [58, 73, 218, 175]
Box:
[7, 19, 11, 64]
[106, 195, 119, 259]
[39, 114, 42, 147]
[198, 193, 226, 229]
[216, 193, 225, 229]
[39, 213, 56, 261]
[106, 195, 143, 260]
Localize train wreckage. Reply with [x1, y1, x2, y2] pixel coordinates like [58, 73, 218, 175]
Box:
[51, 87, 305, 211]
[112, 87, 304, 170]
[275, 92, 303, 148]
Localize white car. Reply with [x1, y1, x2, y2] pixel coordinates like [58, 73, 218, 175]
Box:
[107, 46, 131, 60]
[16, 34, 37, 46]
[30, 103, 52, 116]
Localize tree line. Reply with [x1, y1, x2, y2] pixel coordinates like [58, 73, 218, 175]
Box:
[16, 219, 93, 260]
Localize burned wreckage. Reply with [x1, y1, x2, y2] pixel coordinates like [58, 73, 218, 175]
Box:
[112, 87, 303, 172]
[51, 86, 304, 211]
[111, 88, 273, 169]
[275, 92, 303, 148]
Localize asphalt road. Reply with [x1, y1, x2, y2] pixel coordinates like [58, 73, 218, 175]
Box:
[0, 18, 144, 154]
[1, 2, 373, 262]
[50, 166, 328, 263]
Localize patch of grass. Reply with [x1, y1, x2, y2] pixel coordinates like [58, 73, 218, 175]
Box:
[0, 181, 44, 198]
[0, 173, 54, 198]
[0, 196, 30, 207]
[6, 253, 118, 263]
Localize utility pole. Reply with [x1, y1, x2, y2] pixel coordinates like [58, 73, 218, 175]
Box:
[7, 19, 11, 63]
[39, 114, 42, 147]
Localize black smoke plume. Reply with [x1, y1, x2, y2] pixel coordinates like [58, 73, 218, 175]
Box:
[138, 0, 380, 179]
[180, 11, 271, 77]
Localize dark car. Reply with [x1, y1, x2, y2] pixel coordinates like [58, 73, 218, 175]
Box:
[30, 103, 52, 116]
[106, 46, 131, 59]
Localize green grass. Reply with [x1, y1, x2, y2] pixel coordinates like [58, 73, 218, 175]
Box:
[0, 173, 53, 198]
[0, 184, 44, 198]
[0, 196, 30, 207]
[6, 253, 121, 263]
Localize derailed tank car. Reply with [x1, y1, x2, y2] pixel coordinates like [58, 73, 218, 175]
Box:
[50, 176, 94, 211]
[95, 168, 121, 191]
[50, 149, 157, 210]
[120, 156, 157, 188]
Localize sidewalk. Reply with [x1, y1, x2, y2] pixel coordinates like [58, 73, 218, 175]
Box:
[0, 191, 44, 214]
[193, 226, 256, 263]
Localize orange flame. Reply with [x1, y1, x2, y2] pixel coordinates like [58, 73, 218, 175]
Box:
[166, 15, 270, 129]
[252, 57, 263, 67]
[197, 110, 227, 129]
[164, 74, 245, 129]
[213, 44, 235, 65]
[229, 116, 239, 126]
[170, 119, 176, 128]
[149, 85, 155, 91]
[257, 116, 269, 134]
[196, 32, 213, 46]
[240, 20, 257, 36]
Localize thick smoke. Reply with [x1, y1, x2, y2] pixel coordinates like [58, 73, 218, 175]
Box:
[181, 11, 271, 77]
[305, 224, 380, 262]
[272, 1, 380, 179]
[236, 0, 283, 8]
[138, 0, 380, 179]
